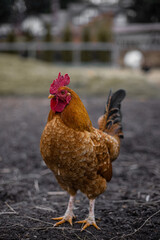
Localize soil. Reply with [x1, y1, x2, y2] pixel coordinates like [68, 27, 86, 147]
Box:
[0, 97, 160, 240]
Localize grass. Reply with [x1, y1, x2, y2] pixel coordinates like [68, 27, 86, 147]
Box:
[0, 53, 160, 98]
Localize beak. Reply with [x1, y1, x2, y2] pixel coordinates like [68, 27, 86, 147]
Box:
[48, 94, 55, 99]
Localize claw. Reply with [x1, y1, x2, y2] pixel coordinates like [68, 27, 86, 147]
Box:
[68, 216, 73, 226]
[52, 215, 75, 227]
[92, 222, 100, 230]
[52, 216, 63, 221]
[53, 218, 66, 227]
[76, 219, 100, 231]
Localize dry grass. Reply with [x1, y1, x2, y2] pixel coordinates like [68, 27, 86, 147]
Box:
[0, 53, 159, 98]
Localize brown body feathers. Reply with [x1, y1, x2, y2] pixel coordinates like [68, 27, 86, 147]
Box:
[40, 88, 125, 199]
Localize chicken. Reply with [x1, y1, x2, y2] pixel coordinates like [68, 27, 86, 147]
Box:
[40, 72, 126, 230]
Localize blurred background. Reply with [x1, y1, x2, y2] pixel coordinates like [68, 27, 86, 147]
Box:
[0, 2, 160, 238]
[0, 0, 160, 97]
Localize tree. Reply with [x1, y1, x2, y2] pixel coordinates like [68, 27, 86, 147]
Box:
[24, 0, 51, 14]
[60, 0, 82, 9]
[24, 0, 83, 14]
[0, 0, 15, 23]
[0, 0, 84, 24]
[119, 0, 160, 23]
[96, 27, 111, 63]
[81, 27, 92, 62]
[43, 23, 54, 62]
[62, 25, 72, 62]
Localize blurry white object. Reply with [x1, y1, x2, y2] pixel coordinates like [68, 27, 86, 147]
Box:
[124, 50, 144, 69]
[22, 17, 45, 36]
[114, 13, 127, 27]
[0, 24, 12, 36]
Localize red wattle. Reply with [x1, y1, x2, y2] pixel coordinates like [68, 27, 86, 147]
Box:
[50, 98, 58, 112]
[51, 98, 67, 113]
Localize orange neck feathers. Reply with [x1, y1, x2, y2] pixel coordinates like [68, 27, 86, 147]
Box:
[48, 87, 92, 132]
[61, 88, 92, 131]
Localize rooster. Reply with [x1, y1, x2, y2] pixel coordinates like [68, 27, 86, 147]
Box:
[40, 72, 126, 230]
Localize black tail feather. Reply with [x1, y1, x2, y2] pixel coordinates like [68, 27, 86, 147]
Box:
[104, 89, 126, 138]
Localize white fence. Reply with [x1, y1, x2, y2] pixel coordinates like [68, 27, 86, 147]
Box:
[0, 39, 159, 65]
[0, 42, 119, 66]
[116, 35, 160, 51]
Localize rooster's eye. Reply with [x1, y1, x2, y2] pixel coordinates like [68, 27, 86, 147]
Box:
[61, 90, 65, 95]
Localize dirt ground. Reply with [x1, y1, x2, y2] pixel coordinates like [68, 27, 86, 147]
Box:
[0, 97, 160, 240]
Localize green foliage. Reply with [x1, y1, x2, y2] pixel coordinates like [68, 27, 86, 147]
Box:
[6, 29, 16, 43]
[62, 25, 72, 42]
[6, 30, 17, 54]
[43, 24, 54, 62]
[97, 27, 111, 43]
[44, 24, 52, 42]
[96, 27, 111, 62]
[97, 50, 111, 63]
[62, 26, 72, 62]
[24, 30, 34, 42]
[21, 30, 34, 58]
[81, 27, 92, 62]
[82, 27, 90, 42]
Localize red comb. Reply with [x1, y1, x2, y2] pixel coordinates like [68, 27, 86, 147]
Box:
[50, 72, 70, 94]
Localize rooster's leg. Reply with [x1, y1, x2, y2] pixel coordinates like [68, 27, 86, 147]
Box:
[52, 195, 76, 226]
[76, 199, 100, 231]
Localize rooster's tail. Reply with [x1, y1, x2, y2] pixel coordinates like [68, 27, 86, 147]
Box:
[98, 89, 126, 138]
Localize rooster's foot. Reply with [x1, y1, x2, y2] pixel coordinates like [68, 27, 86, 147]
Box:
[52, 195, 76, 227]
[76, 199, 100, 231]
[76, 218, 100, 231]
[52, 214, 76, 227]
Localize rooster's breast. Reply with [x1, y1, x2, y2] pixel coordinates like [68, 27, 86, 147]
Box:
[40, 115, 98, 182]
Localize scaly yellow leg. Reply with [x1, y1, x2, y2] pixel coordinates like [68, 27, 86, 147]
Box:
[52, 195, 75, 227]
[76, 199, 100, 231]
